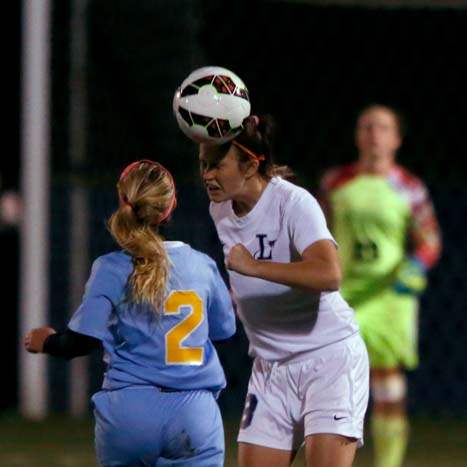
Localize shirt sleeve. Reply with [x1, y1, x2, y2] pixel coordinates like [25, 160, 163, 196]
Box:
[408, 181, 442, 269]
[43, 328, 101, 360]
[287, 189, 336, 256]
[68, 255, 125, 341]
[206, 259, 236, 341]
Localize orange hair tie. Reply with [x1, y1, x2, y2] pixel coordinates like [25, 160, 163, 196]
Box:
[232, 141, 265, 162]
[120, 193, 134, 209]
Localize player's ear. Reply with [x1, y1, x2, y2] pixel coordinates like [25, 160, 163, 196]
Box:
[394, 133, 402, 151]
[243, 159, 260, 179]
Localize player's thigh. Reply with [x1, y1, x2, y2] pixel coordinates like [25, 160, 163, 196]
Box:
[305, 433, 357, 467]
[157, 390, 224, 467]
[303, 334, 369, 446]
[238, 442, 296, 467]
[237, 359, 300, 451]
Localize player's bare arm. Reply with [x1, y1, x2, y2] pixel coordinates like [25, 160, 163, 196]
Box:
[226, 239, 341, 292]
[24, 327, 56, 353]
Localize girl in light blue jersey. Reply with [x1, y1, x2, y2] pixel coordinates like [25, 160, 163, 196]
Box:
[25, 159, 236, 467]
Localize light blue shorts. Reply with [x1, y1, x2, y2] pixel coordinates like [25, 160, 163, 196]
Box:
[92, 387, 224, 466]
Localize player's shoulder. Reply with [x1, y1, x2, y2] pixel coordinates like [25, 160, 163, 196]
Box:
[271, 176, 308, 198]
[389, 165, 428, 203]
[191, 248, 219, 272]
[171, 242, 217, 269]
[272, 177, 316, 207]
[93, 251, 130, 268]
[271, 178, 327, 225]
[181, 246, 222, 285]
[391, 165, 426, 189]
[209, 199, 230, 223]
[89, 251, 132, 282]
[320, 163, 359, 192]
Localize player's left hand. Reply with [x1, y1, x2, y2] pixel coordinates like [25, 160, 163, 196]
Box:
[24, 327, 56, 353]
[393, 256, 427, 296]
[226, 244, 258, 276]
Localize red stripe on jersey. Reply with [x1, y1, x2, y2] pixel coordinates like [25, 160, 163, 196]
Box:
[388, 165, 442, 269]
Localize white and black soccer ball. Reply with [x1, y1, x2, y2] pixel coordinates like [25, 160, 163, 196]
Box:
[173, 66, 251, 144]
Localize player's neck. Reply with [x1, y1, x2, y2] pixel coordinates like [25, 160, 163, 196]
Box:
[358, 154, 395, 176]
[232, 177, 268, 217]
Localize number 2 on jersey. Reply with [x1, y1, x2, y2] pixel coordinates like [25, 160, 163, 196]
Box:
[164, 291, 204, 365]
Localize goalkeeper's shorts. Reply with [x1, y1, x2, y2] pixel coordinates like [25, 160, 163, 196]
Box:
[354, 288, 419, 370]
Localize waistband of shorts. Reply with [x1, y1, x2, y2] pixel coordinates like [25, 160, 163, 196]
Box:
[102, 384, 187, 393]
[156, 385, 182, 392]
[255, 331, 362, 367]
[100, 384, 220, 397]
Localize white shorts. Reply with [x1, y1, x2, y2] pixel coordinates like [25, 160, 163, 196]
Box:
[237, 333, 369, 451]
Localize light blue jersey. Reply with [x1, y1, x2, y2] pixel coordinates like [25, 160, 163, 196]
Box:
[69, 241, 236, 393]
[69, 241, 235, 466]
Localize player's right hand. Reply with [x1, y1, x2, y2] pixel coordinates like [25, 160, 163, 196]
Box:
[226, 244, 258, 276]
[24, 327, 57, 353]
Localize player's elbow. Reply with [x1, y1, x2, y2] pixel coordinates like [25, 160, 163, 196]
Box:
[306, 268, 341, 292]
[327, 276, 341, 292]
[210, 318, 236, 341]
[326, 265, 342, 291]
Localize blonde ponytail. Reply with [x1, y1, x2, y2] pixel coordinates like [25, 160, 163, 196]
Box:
[108, 160, 176, 312]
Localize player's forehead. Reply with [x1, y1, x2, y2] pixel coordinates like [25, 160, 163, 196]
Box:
[199, 143, 232, 164]
[357, 106, 398, 128]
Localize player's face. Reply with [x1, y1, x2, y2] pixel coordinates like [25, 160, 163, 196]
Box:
[199, 145, 249, 202]
[355, 107, 401, 164]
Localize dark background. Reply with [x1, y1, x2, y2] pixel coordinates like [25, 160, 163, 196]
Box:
[5, 0, 467, 416]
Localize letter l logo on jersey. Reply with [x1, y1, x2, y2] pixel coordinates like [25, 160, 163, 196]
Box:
[254, 234, 276, 260]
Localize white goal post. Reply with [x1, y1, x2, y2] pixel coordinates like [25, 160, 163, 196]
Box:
[19, 0, 51, 419]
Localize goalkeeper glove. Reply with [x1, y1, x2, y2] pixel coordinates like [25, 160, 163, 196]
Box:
[393, 256, 427, 296]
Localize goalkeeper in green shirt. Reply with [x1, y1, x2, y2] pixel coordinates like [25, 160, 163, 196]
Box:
[320, 104, 441, 467]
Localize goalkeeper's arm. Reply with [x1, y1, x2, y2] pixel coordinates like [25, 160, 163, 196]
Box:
[394, 181, 442, 296]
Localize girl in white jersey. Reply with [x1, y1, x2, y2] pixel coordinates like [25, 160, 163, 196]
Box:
[199, 115, 369, 467]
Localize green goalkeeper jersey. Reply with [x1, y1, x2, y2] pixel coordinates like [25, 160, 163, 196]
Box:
[321, 163, 440, 306]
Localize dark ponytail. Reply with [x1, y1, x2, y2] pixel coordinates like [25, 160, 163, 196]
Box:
[235, 115, 294, 180]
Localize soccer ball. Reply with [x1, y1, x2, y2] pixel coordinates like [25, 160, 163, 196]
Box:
[173, 66, 251, 144]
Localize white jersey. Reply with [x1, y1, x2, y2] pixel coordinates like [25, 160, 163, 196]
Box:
[209, 177, 359, 362]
